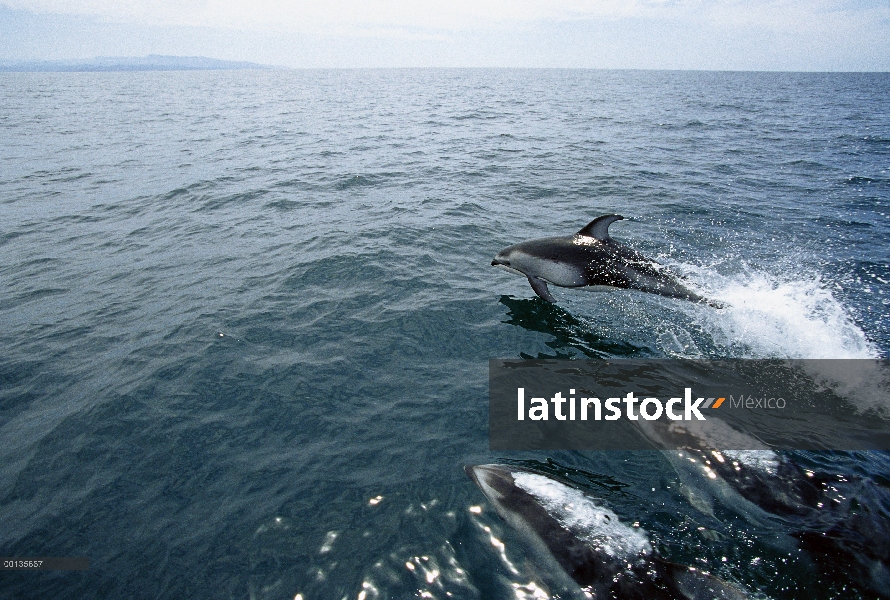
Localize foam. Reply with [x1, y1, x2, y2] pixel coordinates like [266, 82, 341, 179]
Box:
[677, 265, 878, 359]
[512, 472, 651, 559]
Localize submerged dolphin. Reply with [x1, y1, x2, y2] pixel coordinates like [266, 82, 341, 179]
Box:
[492, 214, 720, 306]
[465, 464, 747, 599]
[637, 419, 890, 596]
[636, 418, 825, 528]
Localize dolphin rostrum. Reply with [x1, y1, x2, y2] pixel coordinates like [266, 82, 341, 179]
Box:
[465, 464, 747, 599]
[492, 214, 720, 306]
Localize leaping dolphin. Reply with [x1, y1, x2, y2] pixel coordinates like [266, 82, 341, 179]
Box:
[465, 464, 748, 599]
[492, 215, 721, 306]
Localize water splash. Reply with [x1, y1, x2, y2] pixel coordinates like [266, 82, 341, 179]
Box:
[681, 266, 878, 359]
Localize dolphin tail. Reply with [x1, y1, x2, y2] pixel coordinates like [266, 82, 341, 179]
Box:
[686, 294, 726, 310]
[527, 276, 557, 303]
[656, 281, 726, 309]
[683, 289, 726, 309]
[686, 290, 725, 309]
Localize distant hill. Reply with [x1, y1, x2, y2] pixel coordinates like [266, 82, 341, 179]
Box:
[0, 55, 274, 72]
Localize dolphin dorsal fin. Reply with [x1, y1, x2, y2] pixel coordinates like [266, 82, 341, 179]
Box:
[576, 214, 624, 242]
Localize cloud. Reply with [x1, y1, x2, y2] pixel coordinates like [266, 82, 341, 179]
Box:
[5, 0, 886, 35]
[2, 1, 887, 69]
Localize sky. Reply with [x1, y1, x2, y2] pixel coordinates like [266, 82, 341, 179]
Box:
[1, 0, 888, 70]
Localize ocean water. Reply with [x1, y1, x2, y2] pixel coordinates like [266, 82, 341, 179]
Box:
[1, 69, 889, 599]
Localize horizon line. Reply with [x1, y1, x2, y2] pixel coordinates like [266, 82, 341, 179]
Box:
[1, 56, 889, 74]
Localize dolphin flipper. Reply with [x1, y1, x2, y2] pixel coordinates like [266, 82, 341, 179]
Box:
[528, 276, 557, 302]
[576, 214, 624, 242]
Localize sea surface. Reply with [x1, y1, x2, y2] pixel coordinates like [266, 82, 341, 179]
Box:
[1, 69, 889, 599]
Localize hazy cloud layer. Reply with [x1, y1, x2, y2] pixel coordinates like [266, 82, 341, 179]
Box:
[2, 1, 888, 69]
